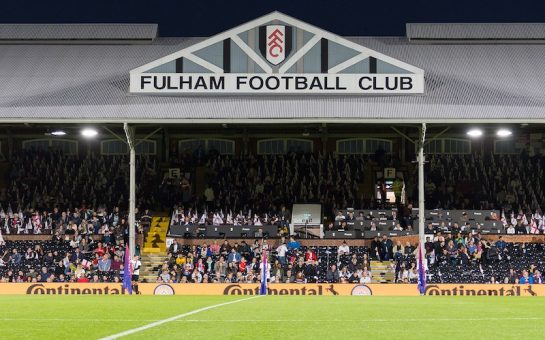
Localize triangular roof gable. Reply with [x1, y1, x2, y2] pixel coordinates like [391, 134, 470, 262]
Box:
[130, 11, 423, 75]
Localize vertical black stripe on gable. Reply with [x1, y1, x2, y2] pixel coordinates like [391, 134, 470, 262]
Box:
[369, 57, 377, 73]
[320, 38, 328, 73]
[175, 57, 183, 73]
[259, 26, 266, 58]
[285, 26, 293, 56]
[223, 38, 231, 73]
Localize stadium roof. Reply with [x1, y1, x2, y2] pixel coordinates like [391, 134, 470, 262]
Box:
[1, 17, 545, 123]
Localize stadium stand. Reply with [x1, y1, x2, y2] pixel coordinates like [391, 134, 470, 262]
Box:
[1, 149, 544, 286]
[141, 233, 544, 285]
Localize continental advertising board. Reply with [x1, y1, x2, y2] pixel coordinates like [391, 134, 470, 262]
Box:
[0, 283, 543, 296]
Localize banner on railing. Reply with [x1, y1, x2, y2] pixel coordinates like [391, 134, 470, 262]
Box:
[0, 283, 543, 296]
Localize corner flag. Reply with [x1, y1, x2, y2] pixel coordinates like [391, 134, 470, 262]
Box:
[260, 251, 268, 295]
[417, 244, 426, 295]
[123, 246, 133, 295]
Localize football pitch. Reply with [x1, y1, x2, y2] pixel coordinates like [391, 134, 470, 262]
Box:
[1, 295, 544, 339]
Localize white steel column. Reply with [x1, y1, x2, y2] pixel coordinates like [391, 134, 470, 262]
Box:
[124, 123, 136, 257]
[418, 123, 427, 251]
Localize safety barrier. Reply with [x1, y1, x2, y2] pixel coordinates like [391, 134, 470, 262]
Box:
[0, 283, 543, 296]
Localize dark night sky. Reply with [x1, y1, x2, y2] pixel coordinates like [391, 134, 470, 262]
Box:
[1, 0, 545, 37]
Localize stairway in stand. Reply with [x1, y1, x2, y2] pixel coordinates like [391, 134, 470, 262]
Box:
[370, 260, 396, 283]
[139, 216, 170, 282]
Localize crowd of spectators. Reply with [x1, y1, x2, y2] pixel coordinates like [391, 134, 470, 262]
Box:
[157, 237, 399, 284]
[183, 152, 379, 221]
[421, 154, 545, 211]
[423, 232, 544, 284]
[0, 236, 139, 283]
[2, 149, 159, 211]
[0, 205, 152, 238]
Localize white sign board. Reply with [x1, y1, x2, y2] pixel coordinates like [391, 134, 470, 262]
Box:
[130, 73, 423, 95]
[129, 12, 424, 96]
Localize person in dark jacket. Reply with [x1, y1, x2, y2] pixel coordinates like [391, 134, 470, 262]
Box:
[326, 264, 340, 283]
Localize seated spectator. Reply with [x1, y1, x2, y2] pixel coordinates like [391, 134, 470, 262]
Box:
[519, 270, 534, 284]
[326, 264, 339, 283]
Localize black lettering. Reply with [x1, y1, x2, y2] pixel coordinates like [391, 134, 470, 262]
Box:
[236, 76, 247, 90]
[282, 76, 294, 90]
[154, 76, 166, 90]
[249, 76, 263, 90]
[359, 76, 372, 90]
[167, 76, 177, 90]
[295, 77, 308, 90]
[194, 76, 208, 90]
[140, 76, 152, 90]
[336, 77, 347, 90]
[373, 77, 384, 90]
[266, 77, 280, 90]
[179, 76, 193, 90]
[211, 76, 225, 90]
[309, 77, 323, 90]
[385, 77, 398, 90]
[400, 77, 413, 90]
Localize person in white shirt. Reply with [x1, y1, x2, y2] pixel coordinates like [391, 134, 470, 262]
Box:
[338, 241, 350, 258]
[276, 243, 288, 265]
[131, 255, 142, 281]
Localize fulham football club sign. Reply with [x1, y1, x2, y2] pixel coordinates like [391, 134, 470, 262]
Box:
[130, 12, 424, 95]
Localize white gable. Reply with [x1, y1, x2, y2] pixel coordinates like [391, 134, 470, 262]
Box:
[130, 11, 424, 94]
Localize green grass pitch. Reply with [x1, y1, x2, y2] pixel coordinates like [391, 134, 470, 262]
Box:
[1, 295, 544, 339]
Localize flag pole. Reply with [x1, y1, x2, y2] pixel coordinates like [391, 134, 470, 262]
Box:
[418, 123, 427, 295]
[260, 249, 268, 295]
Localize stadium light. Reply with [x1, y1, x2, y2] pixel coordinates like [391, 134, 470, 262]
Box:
[50, 130, 66, 136]
[81, 128, 98, 138]
[466, 128, 483, 137]
[496, 129, 512, 137]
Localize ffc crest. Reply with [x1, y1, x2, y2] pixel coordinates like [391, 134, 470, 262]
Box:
[259, 25, 293, 65]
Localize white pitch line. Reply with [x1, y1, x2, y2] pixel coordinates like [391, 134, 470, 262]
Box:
[2, 316, 544, 324]
[174, 317, 545, 323]
[98, 296, 261, 340]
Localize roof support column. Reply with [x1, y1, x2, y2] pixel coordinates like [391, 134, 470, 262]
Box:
[417, 122, 427, 284]
[124, 123, 136, 258]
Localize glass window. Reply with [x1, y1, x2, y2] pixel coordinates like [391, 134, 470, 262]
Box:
[337, 139, 391, 154]
[366, 139, 391, 154]
[23, 139, 78, 155]
[494, 140, 518, 154]
[424, 139, 442, 154]
[337, 139, 364, 154]
[179, 139, 234, 155]
[286, 139, 312, 153]
[207, 139, 235, 155]
[22, 140, 49, 151]
[102, 140, 156, 155]
[444, 139, 471, 154]
[257, 139, 312, 155]
[101, 140, 128, 155]
[135, 140, 156, 155]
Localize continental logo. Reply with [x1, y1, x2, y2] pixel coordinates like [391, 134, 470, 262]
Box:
[223, 284, 328, 295]
[424, 285, 538, 296]
[26, 284, 124, 295]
